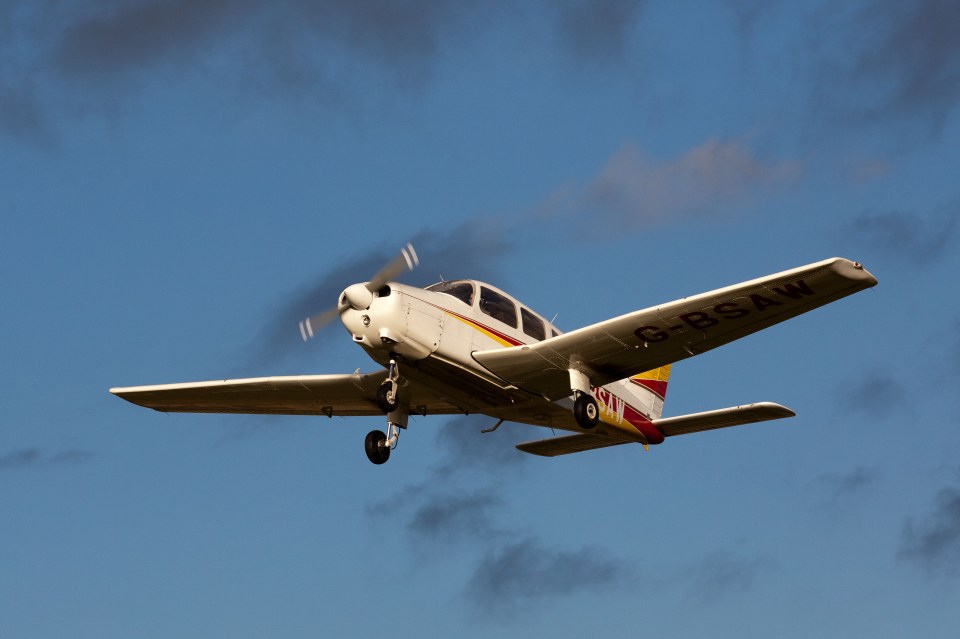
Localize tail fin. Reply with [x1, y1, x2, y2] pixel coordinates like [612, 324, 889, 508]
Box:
[629, 364, 671, 419]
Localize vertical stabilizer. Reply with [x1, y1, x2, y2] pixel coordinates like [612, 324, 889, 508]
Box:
[628, 364, 671, 419]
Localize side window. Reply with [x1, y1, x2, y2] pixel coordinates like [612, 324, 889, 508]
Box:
[520, 308, 546, 341]
[479, 286, 518, 328]
[425, 281, 475, 306]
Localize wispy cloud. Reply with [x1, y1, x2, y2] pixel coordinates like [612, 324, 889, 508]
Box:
[464, 537, 630, 617]
[848, 208, 959, 265]
[0, 0, 650, 142]
[839, 371, 905, 417]
[680, 549, 772, 604]
[844, 0, 960, 131]
[0, 447, 94, 472]
[815, 466, 881, 511]
[540, 139, 800, 232]
[900, 485, 960, 577]
[554, 0, 645, 62]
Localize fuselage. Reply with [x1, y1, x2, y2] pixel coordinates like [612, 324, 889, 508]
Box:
[339, 280, 667, 444]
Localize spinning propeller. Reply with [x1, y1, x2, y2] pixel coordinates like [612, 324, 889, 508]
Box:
[298, 243, 419, 341]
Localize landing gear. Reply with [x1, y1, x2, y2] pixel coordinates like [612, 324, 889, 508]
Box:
[376, 383, 398, 412]
[376, 357, 400, 413]
[365, 430, 391, 464]
[365, 393, 408, 464]
[573, 391, 599, 430]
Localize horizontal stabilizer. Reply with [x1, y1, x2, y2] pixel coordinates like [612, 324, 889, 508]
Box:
[654, 402, 795, 437]
[516, 433, 633, 457]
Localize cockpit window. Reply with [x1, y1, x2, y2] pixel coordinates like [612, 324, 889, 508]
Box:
[425, 280, 475, 306]
[479, 286, 518, 328]
[520, 307, 546, 341]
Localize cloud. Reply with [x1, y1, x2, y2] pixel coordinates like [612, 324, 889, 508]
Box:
[680, 549, 771, 603]
[431, 415, 533, 477]
[845, 0, 960, 130]
[815, 466, 881, 509]
[839, 371, 905, 417]
[464, 537, 629, 617]
[900, 485, 960, 576]
[1, 1, 651, 142]
[555, 0, 645, 61]
[848, 208, 959, 265]
[550, 139, 800, 231]
[406, 489, 508, 542]
[0, 447, 94, 472]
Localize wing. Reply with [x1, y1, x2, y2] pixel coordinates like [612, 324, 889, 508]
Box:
[516, 402, 794, 456]
[474, 257, 876, 399]
[654, 402, 794, 437]
[110, 371, 462, 416]
[516, 433, 632, 457]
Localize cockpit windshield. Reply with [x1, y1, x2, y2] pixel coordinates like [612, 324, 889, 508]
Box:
[425, 280, 475, 306]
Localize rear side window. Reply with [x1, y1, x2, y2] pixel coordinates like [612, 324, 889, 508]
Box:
[520, 307, 545, 341]
[479, 286, 517, 328]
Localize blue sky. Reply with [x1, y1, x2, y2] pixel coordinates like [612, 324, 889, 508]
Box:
[2, 1, 959, 636]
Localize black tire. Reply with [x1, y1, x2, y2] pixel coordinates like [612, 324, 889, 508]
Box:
[573, 393, 599, 430]
[376, 383, 399, 413]
[365, 430, 390, 464]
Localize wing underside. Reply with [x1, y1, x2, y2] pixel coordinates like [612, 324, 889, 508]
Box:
[110, 371, 463, 417]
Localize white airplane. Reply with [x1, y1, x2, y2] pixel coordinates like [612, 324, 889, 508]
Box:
[111, 246, 877, 464]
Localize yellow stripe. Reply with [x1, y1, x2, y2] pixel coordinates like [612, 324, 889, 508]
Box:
[444, 311, 514, 347]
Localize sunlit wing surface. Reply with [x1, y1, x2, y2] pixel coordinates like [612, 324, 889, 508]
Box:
[653, 402, 795, 437]
[474, 258, 877, 399]
[110, 371, 462, 417]
[517, 402, 795, 456]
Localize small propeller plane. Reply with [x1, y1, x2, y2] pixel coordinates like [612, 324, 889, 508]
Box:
[111, 246, 877, 464]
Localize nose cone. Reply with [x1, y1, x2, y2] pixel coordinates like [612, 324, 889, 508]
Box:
[342, 282, 374, 310]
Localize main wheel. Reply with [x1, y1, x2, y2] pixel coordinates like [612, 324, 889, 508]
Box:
[376, 383, 399, 413]
[365, 430, 391, 464]
[573, 393, 599, 430]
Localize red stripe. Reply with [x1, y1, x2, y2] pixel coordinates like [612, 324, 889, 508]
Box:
[630, 378, 668, 399]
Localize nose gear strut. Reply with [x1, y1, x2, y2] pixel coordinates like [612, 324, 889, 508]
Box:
[366, 359, 408, 464]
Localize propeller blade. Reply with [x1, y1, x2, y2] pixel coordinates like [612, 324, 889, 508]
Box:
[297, 243, 419, 342]
[366, 243, 419, 293]
[299, 303, 347, 341]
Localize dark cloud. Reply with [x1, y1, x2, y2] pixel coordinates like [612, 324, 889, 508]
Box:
[815, 466, 880, 508]
[805, 0, 960, 134]
[680, 549, 770, 603]
[848, 208, 959, 265]
[0, 447, 94, 472]
[1, 0, 648, 142]
[556, 0, 644, 61]
[839, 371, 904, 417]
[407, 489, 507, 542]
[464, 537, 629, 616]
[900, 485, 960, 576]
[548, 139, 800, 232]
[847, 0, 960, 130]
[431, 415, 533, 477]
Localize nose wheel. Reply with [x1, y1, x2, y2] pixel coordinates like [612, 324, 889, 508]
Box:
[376, 358, 401, 413]
[365, 429, 391, 464]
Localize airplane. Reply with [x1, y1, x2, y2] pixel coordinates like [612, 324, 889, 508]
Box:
[110, 245, 877, 464]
